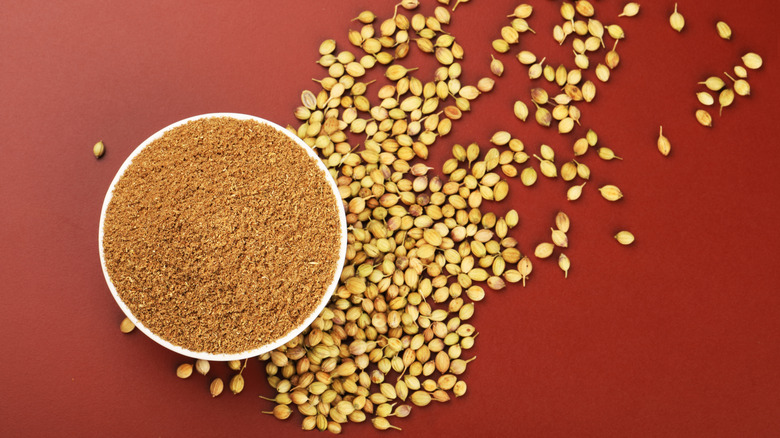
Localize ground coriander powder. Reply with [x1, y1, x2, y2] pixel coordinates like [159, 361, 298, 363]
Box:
[102, 116, 341, 354]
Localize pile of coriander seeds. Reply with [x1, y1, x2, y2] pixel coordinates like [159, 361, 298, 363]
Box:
[122, 0, 765, 434]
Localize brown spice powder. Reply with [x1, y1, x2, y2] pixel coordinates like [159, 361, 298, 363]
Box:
[102, 117, 342, 354]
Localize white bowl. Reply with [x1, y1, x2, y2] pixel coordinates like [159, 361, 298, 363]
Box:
[98, 113, 347, 361]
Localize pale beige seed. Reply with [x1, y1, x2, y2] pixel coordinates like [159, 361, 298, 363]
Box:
[490, 55, 504, 77]
[670, 3, 685, 32]
[559, 117, 575, 134]
[535, 156, 557, 178]
[195, 359, 210, 375]
[517, 50, 537, 65]
[534, 242, 554, 259]
[575, 161, 590, 179]
[696, 92, 714, 106]
[529, 58, 546, 79]
[586, 129, 598, 146]
[567, 182, 586, 201]
[93, 140, 105, 158]
[597, 147, 621, 161]
[514, 101, 529, 122]
[230, 374, 245, 394]
[490, 131, 511, 146]
[695, 109, 713, 127]
[352, 10, 376, 24]
[719, 88, 734, 115]
[555, 211, 570, 233]
[657, 126, 671, 156]
[554, 25, 566, 45]
[176, 363, 193, 379]
[558, 253, 571, 278]
[509, 4, 533, 19]
[572, 137, 588, 156]
[699, 76, 725, 91]
[518, 256, 532, 287]
[561, 161, 577, 182]
[119, 317, 135, 333]
[615, 230, 635, 245]
[210, 378, 224, 397]
[551, 228, 568, 248]
[733, 79, 750, 96]
[561, 2, 575, 21]
[493, 181, 509, 201]
[607, 24, 625, 40]
[742, 52, 763, 70]
[716, 21, 731, 40]
[734, 66, 748, 78]
[595, 64, 610, 82]
[582, 81, 596, 102]
[598, 184, 623, 201]
[619, 2, 640, 17]
[535, 106, 552, 127]
[492, 39, 510, 53]
[520, 166, 537, 186]
[372, 417, 402, 431]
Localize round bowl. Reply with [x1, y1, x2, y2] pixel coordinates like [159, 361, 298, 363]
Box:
[98, 113, 347, 361]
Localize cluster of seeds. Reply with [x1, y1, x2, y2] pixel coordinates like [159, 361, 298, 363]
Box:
[487, 2, 635, 221]
[145, 2, 643, 432]
[116, 0, 780, 431]
[695, 52, 762, 127]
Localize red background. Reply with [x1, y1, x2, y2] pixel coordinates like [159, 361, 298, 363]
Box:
[1, 0, 778, 436]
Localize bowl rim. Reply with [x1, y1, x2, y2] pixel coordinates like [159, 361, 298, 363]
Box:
[98, 112, 347, 361]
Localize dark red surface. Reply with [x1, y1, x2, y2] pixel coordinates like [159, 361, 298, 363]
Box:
[1, 1, 778, 436]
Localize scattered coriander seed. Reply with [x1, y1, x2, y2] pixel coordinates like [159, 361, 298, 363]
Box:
[119, 317, 135, 334]
[615, 231, 635, 245]
[619, 2, 640, 17]
[742, 52, 763, 70]
[670, 3, 685, 32]
[716, 21, 732, 40]
[490, 55, 504, 77]
[696, 109, 713, 127]
[567, 182, 586, 201]
[534, 242, 555, 259]
[93, 141, 105, 159]
[551, 228, 568, 248]
[372, 417, 402, 431]
[514, 101, 529, 121]
[657, 126, 671, 156]
[558, 254, 571, 278]
[195, 359, 210, 375]
[699, 76, 725, 91]
[598, 184, 623, 201]
[176, 363, 193, 379]
[230, 374, 245, 394]
[718, 88, 734, 115]
[555, 211, 570, 233]
[210, 378, 224, 397]
[696, 92, 715, 106]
